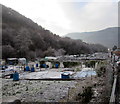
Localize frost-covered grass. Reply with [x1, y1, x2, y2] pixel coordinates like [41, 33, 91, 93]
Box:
[2, 79, 77, 102]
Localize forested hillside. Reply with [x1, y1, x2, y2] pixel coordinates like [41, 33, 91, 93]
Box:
[65, 27, 118, 48]
[2, 4, 107, 60]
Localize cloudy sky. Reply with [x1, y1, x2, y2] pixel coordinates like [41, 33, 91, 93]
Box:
[0, 0, 118, 36]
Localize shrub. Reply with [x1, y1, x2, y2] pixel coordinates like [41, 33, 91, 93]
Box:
[76, 86, 93, 103]
[85, 61, 96, 68]
[96, 66, 106, 77]
[63, 62, 80, 68]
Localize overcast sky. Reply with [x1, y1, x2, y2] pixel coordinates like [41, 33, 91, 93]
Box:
[0, 0, 118, 36]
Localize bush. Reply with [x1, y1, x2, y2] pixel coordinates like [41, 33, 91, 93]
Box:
[63, 62, 80, 68]
[75, 68, 81, 72]
[96, 66, 106, 77]
[85, 61, 96, 68]
[76, 86, 93, 103]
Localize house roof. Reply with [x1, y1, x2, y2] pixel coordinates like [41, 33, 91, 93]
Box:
[113, 48, 120, 56]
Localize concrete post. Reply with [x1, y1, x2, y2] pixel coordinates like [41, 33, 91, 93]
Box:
[95, 62, 98, 69]
[60, 62, 64, 68]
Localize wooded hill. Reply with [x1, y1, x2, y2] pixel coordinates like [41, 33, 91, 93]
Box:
[2, 4, 107, 60]
[65, 27, 118, 48]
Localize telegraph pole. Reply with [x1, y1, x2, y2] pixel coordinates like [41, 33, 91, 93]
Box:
[118, 2, 120, 49]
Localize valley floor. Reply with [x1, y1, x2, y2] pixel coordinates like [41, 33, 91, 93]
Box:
[2, 75, 107, 103]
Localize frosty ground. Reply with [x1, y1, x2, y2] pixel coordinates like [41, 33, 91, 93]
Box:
[2, 76, 106, 103]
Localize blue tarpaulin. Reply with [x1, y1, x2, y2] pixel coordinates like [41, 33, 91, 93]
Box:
[43, 64, 47, 68]
[61, 72, 70, 79]
[31, 67, 35, 72]
[36, 64, 38, 67]
[25, 66, 30, 71]
[55, 64, 59, 68]
[13, 72, 19, 81]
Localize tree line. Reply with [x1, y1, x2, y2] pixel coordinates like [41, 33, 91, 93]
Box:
[2, 4, 108, 60]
